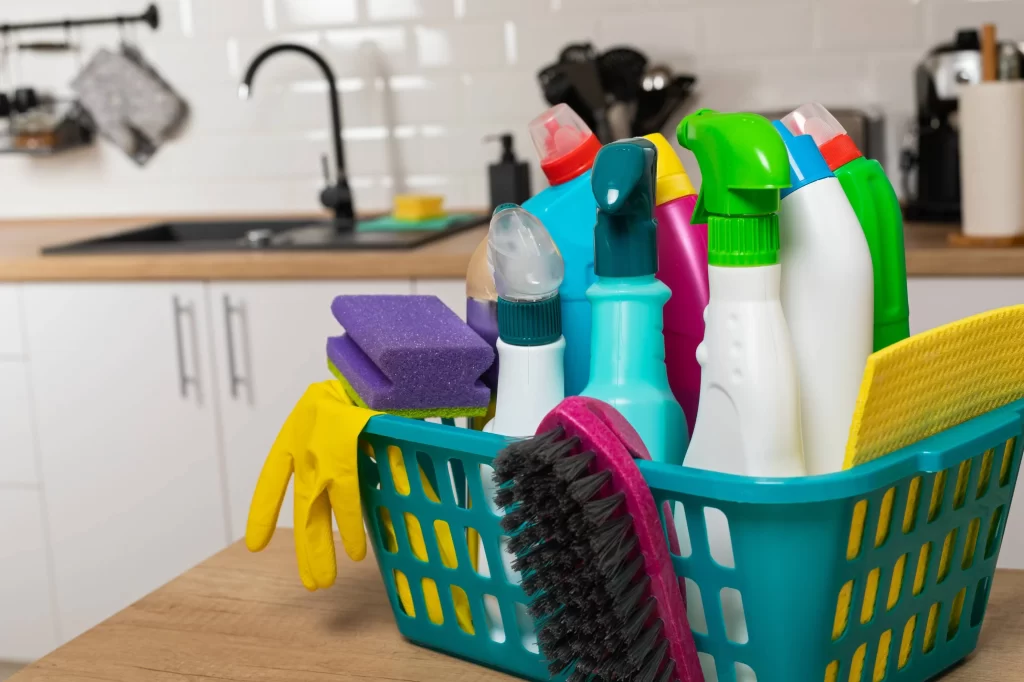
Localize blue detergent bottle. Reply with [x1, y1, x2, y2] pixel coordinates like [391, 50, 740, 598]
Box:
[521, 104, 601, 397]
[581, 137, 688, 465]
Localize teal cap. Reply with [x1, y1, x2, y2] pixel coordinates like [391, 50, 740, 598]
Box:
[496, 295, 562, 346]
[488, 202, 564, 346]
[591, 137, 658, 278]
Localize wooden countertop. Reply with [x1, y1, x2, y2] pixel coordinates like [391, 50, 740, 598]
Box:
[0, 216, 487, 281]
[11, 538, 1024, 681]
[1, 216, 1024, 281]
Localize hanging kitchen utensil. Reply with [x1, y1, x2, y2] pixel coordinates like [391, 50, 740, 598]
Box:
[598, 47, 648, 103]
[71, 37, 188, 164]
[549, 42, 611, 142]
[538, 62, 599, 134]
[632, 72, 696, 136]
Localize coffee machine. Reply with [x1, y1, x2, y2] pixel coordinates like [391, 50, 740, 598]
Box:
[902, 30, 1024, 222]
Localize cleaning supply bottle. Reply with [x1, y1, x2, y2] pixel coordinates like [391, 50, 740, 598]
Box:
[580, 137, 687, 465]
[773, 122, 874, 476]
[677, 109, 806, 479]
[485, 133, 531, 209]
[643, 132, 707, 437]
[522, 103, 601, 397]
[484, 203, 566, 437]
[479, 203, 565, 649]
[678, 110, 805, 661]
[466, 236, 499, 393]
[780, 103, 910, 351]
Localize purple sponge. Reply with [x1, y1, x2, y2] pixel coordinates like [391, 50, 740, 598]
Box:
[327, 295, 494, 413]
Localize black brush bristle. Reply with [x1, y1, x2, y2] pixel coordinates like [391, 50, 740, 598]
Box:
[492, 427, 680, 682]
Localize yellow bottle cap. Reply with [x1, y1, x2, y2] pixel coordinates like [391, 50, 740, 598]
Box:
[643, 133, 697, 205]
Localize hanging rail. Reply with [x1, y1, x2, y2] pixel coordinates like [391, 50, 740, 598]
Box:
[0, 3, 158, 34]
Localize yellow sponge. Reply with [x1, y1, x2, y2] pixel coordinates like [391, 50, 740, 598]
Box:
[844, 304, 1024, 470]
[393, 194, 444, 221]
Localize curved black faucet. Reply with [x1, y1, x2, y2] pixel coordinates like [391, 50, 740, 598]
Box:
[240, 43, 354, 227]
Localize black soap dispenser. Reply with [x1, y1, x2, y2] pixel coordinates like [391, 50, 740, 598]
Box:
[486, 133, 531, 209]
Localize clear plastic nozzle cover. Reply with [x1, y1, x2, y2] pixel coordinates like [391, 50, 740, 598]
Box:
[780, 103, 847, 148]
[487, 203, 564, 302]
[528, 103, 594, 165]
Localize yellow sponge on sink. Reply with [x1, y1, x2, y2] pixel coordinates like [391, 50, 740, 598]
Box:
[393, 194, 444, 221]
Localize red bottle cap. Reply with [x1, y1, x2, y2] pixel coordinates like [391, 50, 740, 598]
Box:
[780, 103, 864, 171]
[819, 134, 862, 171]
[528, 104, 601, 186]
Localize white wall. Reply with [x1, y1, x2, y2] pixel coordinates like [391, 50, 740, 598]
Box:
[1, 0, 1022, 219]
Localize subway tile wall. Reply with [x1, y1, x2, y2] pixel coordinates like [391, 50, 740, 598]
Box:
[0, 0, 1022, 218]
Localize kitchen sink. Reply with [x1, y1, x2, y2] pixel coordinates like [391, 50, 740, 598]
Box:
[43, 215, 487, 254]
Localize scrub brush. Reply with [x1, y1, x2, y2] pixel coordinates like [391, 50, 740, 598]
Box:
[493, 396, 700, 682]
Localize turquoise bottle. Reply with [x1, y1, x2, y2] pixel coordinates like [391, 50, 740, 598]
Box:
[521, 104, 601, 397]
[581, 137, 688, 465]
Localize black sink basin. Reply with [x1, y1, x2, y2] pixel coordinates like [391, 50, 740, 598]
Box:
[43, 215, 487, 254]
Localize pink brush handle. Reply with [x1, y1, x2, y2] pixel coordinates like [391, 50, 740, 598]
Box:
[537, 397, 702, 682]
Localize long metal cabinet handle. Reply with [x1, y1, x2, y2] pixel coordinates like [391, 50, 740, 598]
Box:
[172, 296, 200, 401]
[222, 294, 252, 402]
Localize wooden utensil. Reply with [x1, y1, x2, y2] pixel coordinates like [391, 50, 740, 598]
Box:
[982, 23, 999, 82]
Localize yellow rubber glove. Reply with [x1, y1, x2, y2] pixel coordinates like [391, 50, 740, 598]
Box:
[247, 380, 376, 590]
[246, 380, 475, 634]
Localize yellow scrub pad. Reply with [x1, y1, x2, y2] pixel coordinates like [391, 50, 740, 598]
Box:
[393, 194, 445, 221]
[844, 304, 1024, 469]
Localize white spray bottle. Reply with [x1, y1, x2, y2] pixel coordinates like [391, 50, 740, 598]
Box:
[678, 111, 807, 662]
[478, 203, 565, 649]
[772, 121, 874, 476]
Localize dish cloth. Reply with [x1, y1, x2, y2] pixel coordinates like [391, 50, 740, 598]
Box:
[358, 212, 478, 232]
[844, 304, 1024, 469]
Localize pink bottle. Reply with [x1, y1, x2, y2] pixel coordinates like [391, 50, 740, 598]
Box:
[644, 133, 707, 436]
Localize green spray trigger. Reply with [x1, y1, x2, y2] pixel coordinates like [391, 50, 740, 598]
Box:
[677, 109, 791, 224]
[677, 109, 791, 267]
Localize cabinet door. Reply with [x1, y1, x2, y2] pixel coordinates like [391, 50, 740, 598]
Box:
[907, 277, 1024, 334]
[0, 490, 58, 661]
[209, 280, 411, 539]
[0, 284, 24, 357]
[413, 279, 467, 320]
[907, 277, 1024, 568]
[0, 362, 37, 485]
[23, 283, 228, 641]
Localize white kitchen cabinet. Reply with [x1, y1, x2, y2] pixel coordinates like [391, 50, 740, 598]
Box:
[907, 277, 1024, 334]
[0, 362, 38, 485]
[413, 279, 467, 320]
[908, 277, 1024, 568]
[0, 284, 24, 357]
[208, 280, 411, 539]
[0, 490, 58, 661]
[22, 283, 229, 642]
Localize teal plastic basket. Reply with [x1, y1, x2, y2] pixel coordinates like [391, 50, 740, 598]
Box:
[358, 398, 1024, 682]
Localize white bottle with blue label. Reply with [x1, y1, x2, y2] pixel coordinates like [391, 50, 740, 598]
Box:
[773, 121, 874, 476]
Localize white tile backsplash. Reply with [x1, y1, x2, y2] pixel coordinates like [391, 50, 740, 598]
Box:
[414, 22, 509, 68]
[816, 0, 924, 51]
[926, 0, 1024, 45]
[189, 0, 272, 37]
[594, 11, 701, 61]
[276, 0, 359, 28]
[367, 0, 454, 23]
[702, 3, 816, 56]
[1, 0, 1023, 217]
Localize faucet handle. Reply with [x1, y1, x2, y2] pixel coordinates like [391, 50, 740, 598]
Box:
[320, 153, 332, 185]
